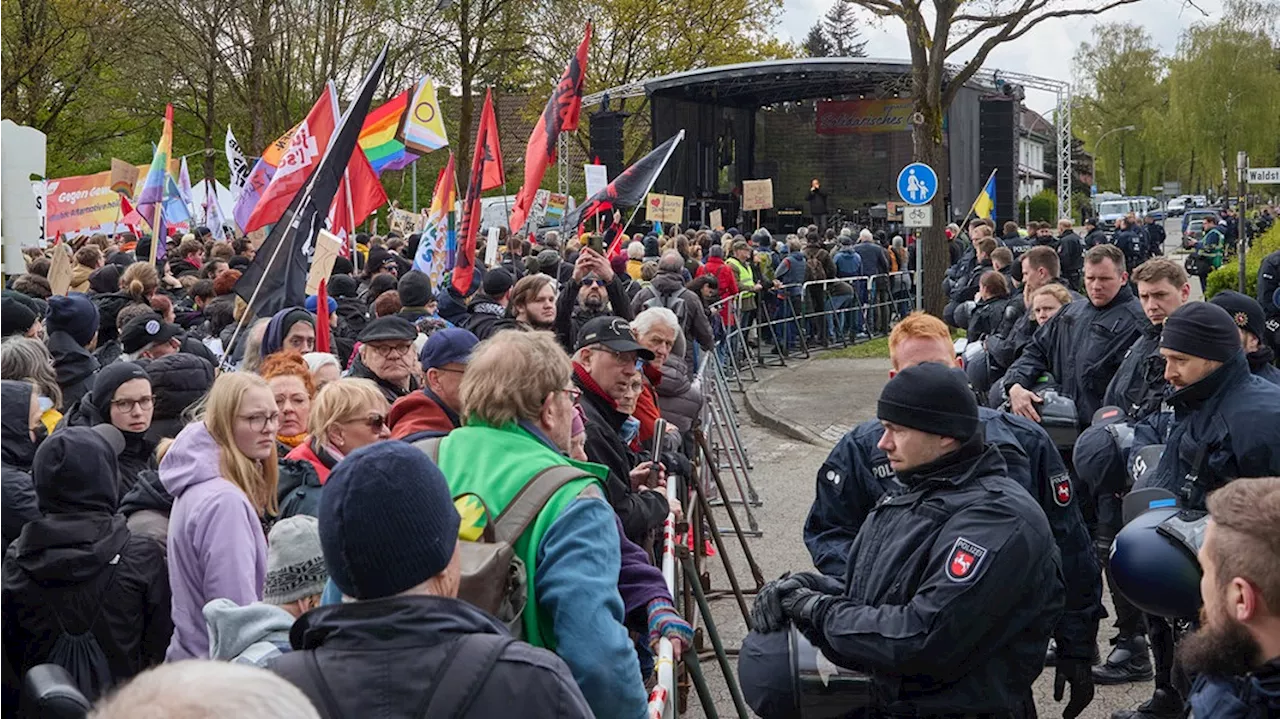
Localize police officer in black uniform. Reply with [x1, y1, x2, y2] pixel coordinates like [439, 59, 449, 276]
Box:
[750, 362, 1066, 719]
[805, 312, 1100, 717]
[1073, 258, 1190, 687]
[1115, 302, 1280, 719]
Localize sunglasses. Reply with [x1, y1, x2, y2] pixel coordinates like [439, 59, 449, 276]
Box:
[347, 413, 387, 431]
[582, 279, 605, 287]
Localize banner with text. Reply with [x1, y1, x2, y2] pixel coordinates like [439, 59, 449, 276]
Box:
[816, 99, 916, 135]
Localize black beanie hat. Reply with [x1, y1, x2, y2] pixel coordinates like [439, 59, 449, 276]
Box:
[90, 361, 150, 422]
[328, 273, 359, 298]
[1208, 290, 1265, 342]
[482, 267, 515, 297]
[398, 270, 433, 307]
[88, 264, 121, 295]
[319, 441, 460, 600]
[2, 296, 37, 337]
[877, 363, 979, 441]
[331, 255, 354, 277]
[1160, 302, 1240, 362]
[45, 292, 100, 347]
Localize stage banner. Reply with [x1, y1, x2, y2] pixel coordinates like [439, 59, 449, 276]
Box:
[816, 99, 915, 135]
[742, 179, 773, 211]
[43, 171, 120, 238]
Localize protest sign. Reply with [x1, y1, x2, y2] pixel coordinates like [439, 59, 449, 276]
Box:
[742, 179, 773, 211]
[306, 230, 342, 295]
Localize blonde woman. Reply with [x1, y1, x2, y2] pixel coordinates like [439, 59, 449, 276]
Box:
[278, 378, 389, 519]
[160, 372, 279, 660]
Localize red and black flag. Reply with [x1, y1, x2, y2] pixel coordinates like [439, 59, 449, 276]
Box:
[560, 130, 685, 234]
[454, 89, 502, 296]
[508, 22, 591, 234]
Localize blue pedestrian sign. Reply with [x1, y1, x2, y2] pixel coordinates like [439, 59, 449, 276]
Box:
[897, 163, 937, 206]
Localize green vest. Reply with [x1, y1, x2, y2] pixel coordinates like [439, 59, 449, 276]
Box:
[436, 421, 607, 649]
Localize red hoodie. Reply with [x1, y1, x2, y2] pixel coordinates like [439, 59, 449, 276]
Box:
[387, 388, 459, 440]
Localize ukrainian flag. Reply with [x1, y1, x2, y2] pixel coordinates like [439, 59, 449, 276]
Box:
[973, 171, 997, 221]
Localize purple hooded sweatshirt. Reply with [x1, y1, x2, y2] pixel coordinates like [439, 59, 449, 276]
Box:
[160, 421, 267, 661]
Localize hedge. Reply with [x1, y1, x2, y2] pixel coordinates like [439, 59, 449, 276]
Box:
[1015, 190, 1058, 224]
[1205, 224, 1280, 299]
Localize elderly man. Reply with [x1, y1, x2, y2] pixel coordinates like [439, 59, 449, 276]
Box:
[572, 315, 670, 544]
[388, 328, 478, 440]
[347, 316, 420, 404]
[630, 251, 714, 371]
[555, 246, 633, 354]
[430, 331, 668, 719]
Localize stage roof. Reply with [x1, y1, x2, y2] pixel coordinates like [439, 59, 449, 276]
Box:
[593, 58, 984, 109]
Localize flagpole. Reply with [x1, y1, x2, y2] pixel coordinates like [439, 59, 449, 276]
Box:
[148, 200, 163, 264]
[617, 130, 684, 246]
[958, 168, 998, 236]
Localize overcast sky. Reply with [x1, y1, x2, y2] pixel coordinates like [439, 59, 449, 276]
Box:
[778, 0, 1225, 114]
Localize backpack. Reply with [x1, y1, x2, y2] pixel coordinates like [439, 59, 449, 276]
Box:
[804, 250, 827, 282]
[46, 556, 120, 701]
[643, 287, 687, 323]
[414, 437, 592, 640]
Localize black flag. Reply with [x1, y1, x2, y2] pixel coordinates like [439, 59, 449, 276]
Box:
[559, 131, 684, 232]
[235, 44, 389, 316]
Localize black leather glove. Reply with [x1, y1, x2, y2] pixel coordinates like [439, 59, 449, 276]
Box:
[779, 587, 834, 632]
[1053, 658, 1095, 719]
[749, 575, 805, 633]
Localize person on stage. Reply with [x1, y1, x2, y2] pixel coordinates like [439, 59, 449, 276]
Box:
[806, 179, 829, 232]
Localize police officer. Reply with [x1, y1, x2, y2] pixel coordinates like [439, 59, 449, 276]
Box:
[803, 313, 1098, 718]
[1004, 244, 1146, 429]
[753, 362, 1066, 719]
[1115, 302, 1280, 719]
[1111, 218, 1147, 283]
[1259, 248, 1280, 315]
[1057, 219, 1085, 292]
[1208, 290, 1280, 385]
[1142, 214, 1166, 259]
[1073, 258, 1190, 686]
[1082, 217, 1107, 249]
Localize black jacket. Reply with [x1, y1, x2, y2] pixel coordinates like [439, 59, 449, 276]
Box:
[852, 242, 891, 277]
[276, 456, 326, 521]
[1143, 221, 1167, 256]
[804, 410, 1098, 661]
[347, 355, 419, 405]
[1259, 249, 1280, 315]
[984, 279, 1078, 375]
[47, 331, 99, 412]
[1001, 233, 1033, 282]
[967, 295, 1015, 342]
[1249, 347, 1280, 385]
[949, 259, 993, 304]
[1112, 227, 1147, 272]
[270, 595, 592, 719]
[1132, 351, 1280, 509]
[1188, 657, 1280, 719]
[61, 393, 158, 500]
[137, 353, 214, 443]
[90, 293, 141, 347]
[1057, 231, 1084, 276]
[1083, 228, 1107, 249]
[462, 295, 519, 341]
[1103, 321, 1167, 420]
[630, 271, 715, 371]
[573, 370, 668, 543]
[333, 296, 369, 341]
[800, 438, 1063, 715]
[1, 432, 172, 706]
[1, 381, 41, 555]
[554, 275, 633, 354]
[806, 187, 829, 215]
[1003, 285, 1146, 424]
[118, 470, 172, 550]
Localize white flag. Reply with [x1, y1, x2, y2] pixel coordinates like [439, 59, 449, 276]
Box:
[203, 180, 227, 241]
[225, 126, 251, 199]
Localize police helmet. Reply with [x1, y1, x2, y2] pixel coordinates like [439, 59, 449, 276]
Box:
[738, 626, 872, 719]
[1110, 503, 1205, 619]
[953, 300, 977, 329]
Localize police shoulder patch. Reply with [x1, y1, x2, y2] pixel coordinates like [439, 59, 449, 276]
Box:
[945, 537, 988, 582]
[1051, 472, 1073, 507]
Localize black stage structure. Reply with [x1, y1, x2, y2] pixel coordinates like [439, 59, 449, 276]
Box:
[582, 59, 1051, 233]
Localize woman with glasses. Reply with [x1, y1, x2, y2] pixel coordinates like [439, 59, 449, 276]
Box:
[59, 362, 158, 499]
[160, 372, 277, 660]
[277, 378, 389, 520]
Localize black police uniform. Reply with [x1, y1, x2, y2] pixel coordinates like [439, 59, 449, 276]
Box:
[1058, 230, 1085, 290]
[1143, 221, 1166, 258]
[799, 437, 1063, 717]
[1112, 227, 1147, 277]
[1259, 249, 1280, 315]
[983, 279, 1080, 389]
[804, 407, 1100, 666]
[1002, 284, 1146, 427]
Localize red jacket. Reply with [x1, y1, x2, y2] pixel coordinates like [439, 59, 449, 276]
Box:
[286, 441, 332, 485]
[387, 388, 459, 440]
[697, 256, 738, 326]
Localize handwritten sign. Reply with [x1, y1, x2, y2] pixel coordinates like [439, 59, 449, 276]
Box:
[709, 208, 723, 230]
[742, 179, 773, 211]
[645, 193, 684, 224]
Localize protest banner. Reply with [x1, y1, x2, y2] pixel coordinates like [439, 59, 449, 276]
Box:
[584, 164, 608, 198]
[646, 193, 683, 224]
[306, 230, 342, 295]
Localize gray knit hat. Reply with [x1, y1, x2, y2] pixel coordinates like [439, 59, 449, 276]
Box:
[263, 515, 328, 604]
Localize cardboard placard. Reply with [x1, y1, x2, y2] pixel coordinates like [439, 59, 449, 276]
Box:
[47, 246, 72, 296]
[645, 193, 684, 224]
[109, 158, 139, 197]
[742, 179, 773, 211]
[485, 226, 500, 267]
[305, 230, 342, 295]
[584, 164, 608, 198]
[709, 208, 723, 230]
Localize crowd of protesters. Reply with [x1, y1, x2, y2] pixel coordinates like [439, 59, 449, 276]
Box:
[0, 223, 783, 717]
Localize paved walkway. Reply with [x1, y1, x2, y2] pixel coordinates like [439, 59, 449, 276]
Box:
[742, 356, 892, 449]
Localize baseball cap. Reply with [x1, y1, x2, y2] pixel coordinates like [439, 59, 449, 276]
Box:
[575, 316, 656, 360]
[418, 328, 479, 370]
[120, 312, 181, 354]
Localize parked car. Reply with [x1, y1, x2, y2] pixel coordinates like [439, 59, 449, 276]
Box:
[1096, 199, 1135, 231]
[1182, 208, 1221, 239]
[1166, 197, 1187, 215]
[1191, 195, 1209, 208]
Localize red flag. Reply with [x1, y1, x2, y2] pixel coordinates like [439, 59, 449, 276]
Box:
[478, 93, 504, 192]
[508, 22, 591, 233]
[243, 85, 340, 232]
[315, 278, 331, 354]
[328, 147, 388, 238]
[119, 195, 142, 237]
[455, 90, 501, 295]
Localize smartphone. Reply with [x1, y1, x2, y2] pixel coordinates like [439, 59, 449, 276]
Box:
[588, 235, 604, 255]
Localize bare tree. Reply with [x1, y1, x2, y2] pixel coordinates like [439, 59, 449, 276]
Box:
[840, 0, 1141, 314]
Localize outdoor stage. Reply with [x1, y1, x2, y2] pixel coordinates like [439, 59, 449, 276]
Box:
[581, 58, 1073, 232]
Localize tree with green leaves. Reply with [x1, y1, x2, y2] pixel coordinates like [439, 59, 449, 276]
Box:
[823, 1, 868, 57]
[803, 22, 833, 57]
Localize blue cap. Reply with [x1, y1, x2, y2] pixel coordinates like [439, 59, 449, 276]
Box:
[418, 327, 479, 370]
[305, 294, 338, 314]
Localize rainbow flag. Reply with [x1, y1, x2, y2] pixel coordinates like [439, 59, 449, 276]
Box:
[358, 90, 419, 175]
[137, 104, 176, 261]
[414, 153, 457, 288]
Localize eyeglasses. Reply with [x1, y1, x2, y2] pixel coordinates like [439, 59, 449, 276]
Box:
[560, 386, 583, 403]
[366, 342, 414, 358]
[346, 413, 387, 431]
[581, 279, 605, 287]
[110, 395, 155, 413]
[239, 412, 281, 432]
[596, 346, 639, 365]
